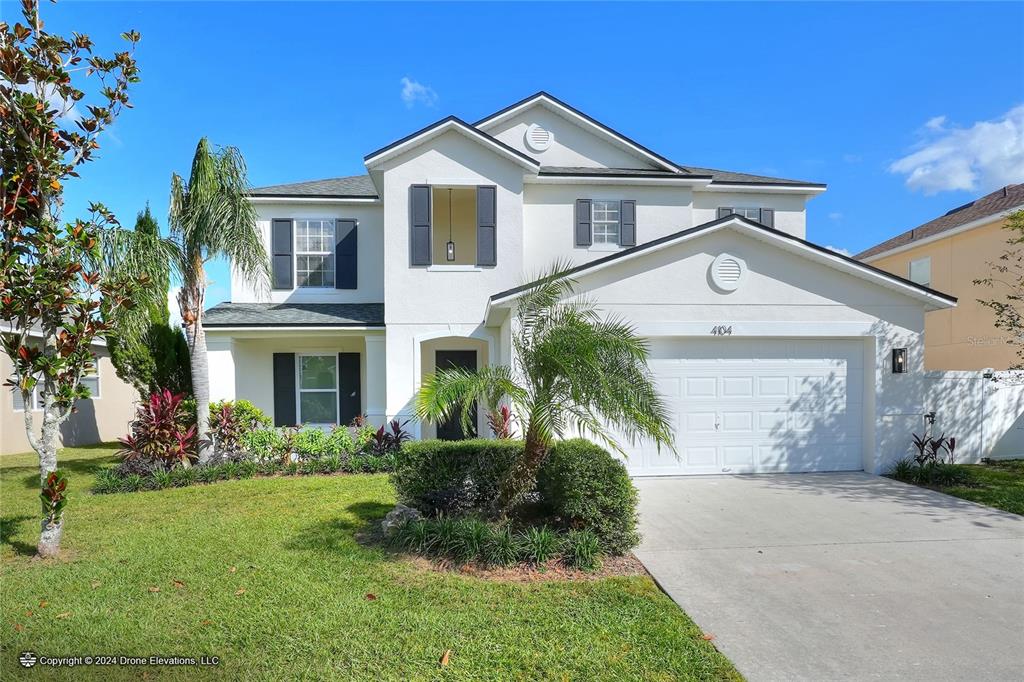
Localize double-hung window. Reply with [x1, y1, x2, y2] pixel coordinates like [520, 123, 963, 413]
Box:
[909, 257, 931, 286]
[592, 200, 621, 245]
[295, 220, 335, 288]
[298, 355, 337, 424]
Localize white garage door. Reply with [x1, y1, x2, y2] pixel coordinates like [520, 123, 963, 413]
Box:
[619, 338, 865, 475]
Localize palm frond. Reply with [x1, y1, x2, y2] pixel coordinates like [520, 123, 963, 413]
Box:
[416, 365, 527, 435]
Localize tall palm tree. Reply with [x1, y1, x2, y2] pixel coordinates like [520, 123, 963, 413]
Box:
[169, 138, 269, 461]
[416, 263, 674, 514]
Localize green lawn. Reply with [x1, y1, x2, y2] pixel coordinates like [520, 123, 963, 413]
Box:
[0, 446, 739, 681]
[932, 459, 1024, 515]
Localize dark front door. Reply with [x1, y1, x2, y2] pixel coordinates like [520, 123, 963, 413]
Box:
[435, 350, 478, 440]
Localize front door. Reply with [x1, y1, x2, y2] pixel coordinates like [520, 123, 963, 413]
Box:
[435, 350, 478, 440]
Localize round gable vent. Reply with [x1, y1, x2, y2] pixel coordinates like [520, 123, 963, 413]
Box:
[710, 253, 747, 292]
[525, 123, 553, 152]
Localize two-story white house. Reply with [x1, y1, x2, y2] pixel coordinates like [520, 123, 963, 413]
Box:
[204, 92, 956, 475]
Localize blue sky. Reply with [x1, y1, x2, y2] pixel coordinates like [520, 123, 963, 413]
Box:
[46, 1, 1024, 310]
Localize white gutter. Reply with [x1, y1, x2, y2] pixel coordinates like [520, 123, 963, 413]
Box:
[247, 197, 381, 205]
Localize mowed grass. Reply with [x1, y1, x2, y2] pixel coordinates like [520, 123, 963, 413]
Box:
[935, 459, 1024, 515]
[0, 446, 740, 681]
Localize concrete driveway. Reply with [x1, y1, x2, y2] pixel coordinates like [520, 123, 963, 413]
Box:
[634, 473, 1024, 682]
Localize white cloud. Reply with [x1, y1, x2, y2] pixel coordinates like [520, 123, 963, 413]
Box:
[167, 287, 182, 328]
[400, 77, 438, 108]
[889, 105, 1024, 195]
[18, 81, 81, 122]
[823, 244, 852, 257]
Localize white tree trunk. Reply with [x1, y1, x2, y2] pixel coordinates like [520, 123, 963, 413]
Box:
[188, 318, 212, 463]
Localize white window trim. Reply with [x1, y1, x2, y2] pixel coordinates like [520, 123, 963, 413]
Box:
[591, 199, 621, 246]
[295, 352, 339, 426]
[908, 256, 932, 287]
[294, 218, 336, 290]
[427, 264, 482, 272]
[730, 207, 763, 221]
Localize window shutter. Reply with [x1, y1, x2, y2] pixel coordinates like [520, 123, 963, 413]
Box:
[338, 352, 361, 426]
[272, 353, 296, 427]
[335, 219, 358, 289]
[271, 219, 293, 289]
[410, 185, 432, 266]
[476, 185, 497, 266]
[717, 207, 734, 220]
[759, 208, 775, 229]
[620, 200, 636, 246]
[575, 199, 592, 247]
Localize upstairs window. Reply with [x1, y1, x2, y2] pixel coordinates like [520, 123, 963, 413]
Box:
[432, 187, 478, 265]
[731, 207, 762, 221]
[592, 200, 621, 245]
[295, 219, 335, 288]
[909, 257, 931, 286]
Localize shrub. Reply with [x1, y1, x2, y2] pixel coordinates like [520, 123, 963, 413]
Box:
[117, 390, 197, 469]
[393, 519, 433, 554]
[205, 400, 270, 461]
[210, 399, 271, 429]
[327, 426, 355, 456]
[152, 470, 174, 489]
[453, 517, 490, 563]
[392, 439, 523, 515]
[537, 439, 640, 555]
[518, 525, 560, 565]
[563, 529, 601, 571]
[293, 427, 333, 459]
[171, 466, 197, 487]
[197, 466, 220, 484]
[484, 524, 519, 567]
[888, 457, 917, 481]
[370, 419, 413, 456]
[92, 468, 122, 494]
[243, 428, 290, 464]
[430, 515, 461, 558]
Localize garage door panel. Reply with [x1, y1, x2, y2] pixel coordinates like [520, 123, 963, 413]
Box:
[626, 338, 865, 476]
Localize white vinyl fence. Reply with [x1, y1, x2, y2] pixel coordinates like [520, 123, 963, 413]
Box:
[922, 371, 1024, 462]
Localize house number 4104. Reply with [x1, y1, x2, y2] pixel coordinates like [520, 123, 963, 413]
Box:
[710, 325, 733, 336]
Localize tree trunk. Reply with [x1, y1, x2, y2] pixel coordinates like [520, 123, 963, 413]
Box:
[187, 317, 212, 463]
[35, 393, 64, 557]
[494, 424, 549, 515]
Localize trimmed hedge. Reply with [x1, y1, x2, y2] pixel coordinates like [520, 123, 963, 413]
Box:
[539, 439, 640, 555]
[391, 439, 523, 515]
[392, 438, 641, 555]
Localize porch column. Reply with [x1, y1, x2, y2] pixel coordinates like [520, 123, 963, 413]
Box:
[364, 334, 387, 427]
[206, 337, 236, 402]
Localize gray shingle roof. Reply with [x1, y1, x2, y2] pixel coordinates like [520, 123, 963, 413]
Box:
[855, 184, 1024, 260]
[680, 166, 824, 186]
[203, 302, 384, 327]
[249, 175, 378, 199]
[538, 165, 820, 186]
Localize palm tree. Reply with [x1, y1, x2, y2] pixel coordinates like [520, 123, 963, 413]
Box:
[416, 263, 674, 514]
[169, 138, 269, 461]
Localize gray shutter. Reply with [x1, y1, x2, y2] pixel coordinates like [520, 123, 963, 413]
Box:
[717, 207, 734, 220]
[271, 219, 293, 289]
[335, 219, 358, 289]
[338, 352, 361, 426]
[476, 185, 497, 266]
[272, 353, 296, 426]
[575, 199, 592, 247]
[410, 185, 432, 266]
[759, 208, 775, 229]
[620, 200, 636, 247]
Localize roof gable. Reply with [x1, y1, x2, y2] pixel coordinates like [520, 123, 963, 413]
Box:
[489, 215, 956, 312]
[475, 92, 683, 173]
[364, 116, 539, 170]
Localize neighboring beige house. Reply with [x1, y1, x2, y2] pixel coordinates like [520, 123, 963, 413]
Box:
[856, 184, 1024, 371]
[2, 332, 138, 456]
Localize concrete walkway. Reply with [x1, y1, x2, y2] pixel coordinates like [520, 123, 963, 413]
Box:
[633, 473, 1024, 682]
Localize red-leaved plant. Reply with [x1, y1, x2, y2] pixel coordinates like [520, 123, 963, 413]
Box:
[117, 390, 197, 468]
[40, 470, 69, 527]
[487, 405, 517, 439]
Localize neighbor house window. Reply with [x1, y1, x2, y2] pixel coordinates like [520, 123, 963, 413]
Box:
[298, 355, 337, 424]
[11, 382, 40, 411]
[592, 200, 621, 245]
[909, 257, 931, 286]
[295, 219, 335, 288]
[81, 362, 100, 399]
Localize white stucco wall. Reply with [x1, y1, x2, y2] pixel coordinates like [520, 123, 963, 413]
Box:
[692, 190, 809, 239]
[486, 105, 658, 170]
[522, 183, 693, 269]
[231, 202, 384, 304]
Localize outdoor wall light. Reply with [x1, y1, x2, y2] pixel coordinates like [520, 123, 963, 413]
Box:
[891, 347, 908, 374]
[446, 188, 456, 262]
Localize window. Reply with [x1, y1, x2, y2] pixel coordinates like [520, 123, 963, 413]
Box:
[11, 382, 40, 411]
[298, 355, 337, 424]
[731, 207, 762, 221]
[295, 220, 335, 288]
[431, 187, 478, 265]
[909, 257, 931, 286]
[592, 200, 620, 245]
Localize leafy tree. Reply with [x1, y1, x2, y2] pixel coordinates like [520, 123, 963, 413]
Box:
[0, 0, 155, 556]
[976, 209, 1024, 369]
[168, 139, 269, 461]
[416, 263, 674, 514]
[107, 204, 191, 395]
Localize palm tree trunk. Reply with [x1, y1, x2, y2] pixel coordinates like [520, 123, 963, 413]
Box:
[495, 424, 549, 515]
[188, 317, 212, 463]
